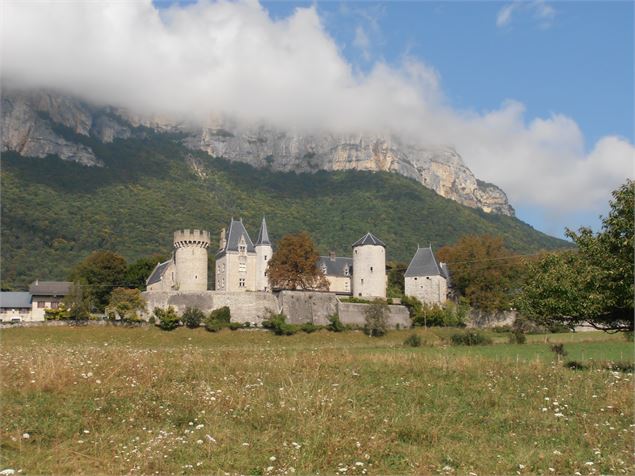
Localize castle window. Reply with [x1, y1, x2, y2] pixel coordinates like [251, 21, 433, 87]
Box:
[239, 278, 245, 288]
[239, 245, 246, 253]
[370, 266, 373, 272]
[361, 278, 364, 284]
[264, 255, 268, 260]
[239, 262, 246, 273]
[344, 266, 350, 276]
[37, 301, 45, 309]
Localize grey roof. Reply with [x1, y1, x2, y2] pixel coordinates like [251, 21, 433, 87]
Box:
[146, 259, 172, 286]
[217, 219, 255, 257]
[255, 216, 271, 246]
[0, 292, 32, 308]
[352, 232, 386, 248]
[404, 247, 446, 278]
[318, 256, 353, 277]
[28, 281, 72, 296]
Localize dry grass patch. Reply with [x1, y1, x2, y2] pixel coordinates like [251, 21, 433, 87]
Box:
[0, 327, 633, 475]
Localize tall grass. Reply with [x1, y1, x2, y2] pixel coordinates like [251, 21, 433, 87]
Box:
[1, 327, 633, 475]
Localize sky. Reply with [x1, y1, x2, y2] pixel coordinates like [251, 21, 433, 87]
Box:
[2, 0, 633, 238]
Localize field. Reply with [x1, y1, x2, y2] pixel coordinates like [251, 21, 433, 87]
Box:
[1, 326, 633, 475]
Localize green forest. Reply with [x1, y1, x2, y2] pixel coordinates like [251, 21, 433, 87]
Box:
[1, 130, 570, 290]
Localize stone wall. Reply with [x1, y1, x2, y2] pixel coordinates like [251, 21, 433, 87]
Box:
[142, 290, 411, 329]
[467, 309, 517, 328]
[277, 291, 339, 325]
[338, 302, 411, 329]
[142, 291, 279, 325]
[404, 275, 447, 305]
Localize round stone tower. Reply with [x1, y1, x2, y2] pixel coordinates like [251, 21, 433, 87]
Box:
[352, 232, 386, 299]
[174, 229, 211, 292]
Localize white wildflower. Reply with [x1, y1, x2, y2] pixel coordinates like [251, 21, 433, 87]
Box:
[269, 456, 276, 462]
[21, 433, 29, 439]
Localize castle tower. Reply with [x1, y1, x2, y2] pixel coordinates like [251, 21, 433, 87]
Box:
[173, 229, 210, 292]
[352, 232, 386, 299]
[255, 217, 273, 292]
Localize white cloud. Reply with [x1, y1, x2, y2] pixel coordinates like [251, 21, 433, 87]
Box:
[1, 0, 632, 231]
[496, 1, 556, 29]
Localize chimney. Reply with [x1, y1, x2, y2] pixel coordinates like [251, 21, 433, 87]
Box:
[219, 228, 227, 250]
[329, 251, 336, 261]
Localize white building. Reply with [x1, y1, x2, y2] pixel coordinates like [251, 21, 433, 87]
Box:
[146, 230, 211, 292]
[352, 232, 387, 299]
[318, 253, 353, 295]
[404, 246, 448, 305]
[1, 281, 72, 322]
[215, 217, 272, 292]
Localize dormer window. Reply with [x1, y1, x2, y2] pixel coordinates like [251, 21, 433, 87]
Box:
[239, 245, 246, 253]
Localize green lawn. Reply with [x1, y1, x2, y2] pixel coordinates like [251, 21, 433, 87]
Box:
[1, 326, 633, 475]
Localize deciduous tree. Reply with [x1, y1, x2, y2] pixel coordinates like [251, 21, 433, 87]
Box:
[437, 235, 526, 312]
[517, 180, 634, 332]
[106, 287, 146, 322]
[69, 250, 128, 311]
[267, 232, 328, 291]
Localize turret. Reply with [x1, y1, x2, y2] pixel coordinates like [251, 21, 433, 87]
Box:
[254, 217, 273, 291]
[352, 232, 386, 298]
[173, 229, 210, 292]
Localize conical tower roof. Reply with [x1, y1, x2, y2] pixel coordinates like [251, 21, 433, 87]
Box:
[255, 216, 271, 246]
[352, 232, 386, 248]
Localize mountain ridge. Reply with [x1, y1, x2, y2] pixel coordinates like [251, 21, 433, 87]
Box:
[1, 88, 514, 215]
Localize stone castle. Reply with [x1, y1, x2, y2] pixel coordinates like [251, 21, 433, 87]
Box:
[140, 218, 447, 326]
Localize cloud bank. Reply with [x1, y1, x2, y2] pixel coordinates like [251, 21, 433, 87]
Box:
[2, 0, 632, 230]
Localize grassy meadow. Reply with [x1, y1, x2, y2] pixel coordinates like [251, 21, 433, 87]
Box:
[1, 326, 633, 475]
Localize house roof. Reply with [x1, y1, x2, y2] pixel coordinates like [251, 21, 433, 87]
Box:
[28, 281, 72, 296]
[0, 292, 32, 308]
[216, 219, 255, 258]
[352, 232, 386, 248]
[318, 256, 353, 277]
[146, 259, 172, 286]
[404, 247, 446, 278]
[255, 216, 271, 246]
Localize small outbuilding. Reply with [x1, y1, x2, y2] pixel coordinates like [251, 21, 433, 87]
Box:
[404, 246, 448, 305]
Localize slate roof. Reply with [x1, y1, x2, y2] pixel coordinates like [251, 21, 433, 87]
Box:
[404, 247, 447, 278]
[217, 219, 255, 258]
[146, 259, 172, 286]
[28, 281, 72, 296]
[318, 256, 353, 277]
[352, 232, 386, 248]
[255, 217, 271, 246]
[0, 292, 32, 309]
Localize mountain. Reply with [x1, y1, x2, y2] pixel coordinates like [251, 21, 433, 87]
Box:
[2, 89, 514, 215]
[1, 88, 570, 289]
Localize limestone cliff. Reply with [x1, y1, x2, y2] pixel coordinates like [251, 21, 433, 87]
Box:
[1, 89, 514, 216]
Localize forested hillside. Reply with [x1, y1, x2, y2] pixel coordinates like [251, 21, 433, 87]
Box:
[1, 132, 570, 289]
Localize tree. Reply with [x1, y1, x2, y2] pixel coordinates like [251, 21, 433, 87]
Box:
[125, 254, 167, 290]
[106, 288, 146, 322]
[364, 299, 389, 337]
[386, 261, 407, 298]
[69, 250, 128, 311]
[63, 282, 92, 320]
[267, 232, 328, 291]
[517, 180, 634, 332]
[437, 235, 526, 312]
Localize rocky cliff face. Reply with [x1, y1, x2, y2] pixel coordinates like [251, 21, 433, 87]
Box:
[1, 89, 514, 216]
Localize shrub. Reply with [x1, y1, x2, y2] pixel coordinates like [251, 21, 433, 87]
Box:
[624, 331, 633, 342]
[403, 334, 422, 347]
[148, 315, 156, 325]
[401, 295, 423, 319]
[181, 307, 204, 329]
[550, 343, 568, 360]
[204, 319, 226, 333]
[508, 329, 527, 344]
[228, 322, 242, 331]
[327, 313, 346, 332]
[300, 322, 320, 333]
[154, 307, 180, 331]
[450, 330, 493, 346]
[364, 299, 389, 337]
[262, 312, 299, 335]
[408, 300, 469, 328]
[209, 306, 231, 323]
[491, 325, 512, 333]
[564, 360, 589, 370]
